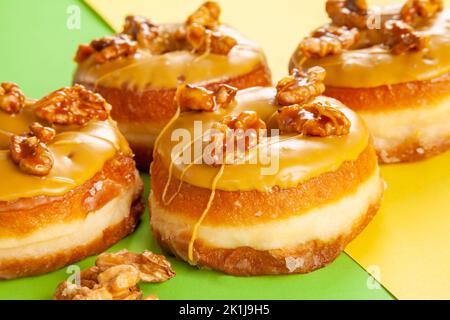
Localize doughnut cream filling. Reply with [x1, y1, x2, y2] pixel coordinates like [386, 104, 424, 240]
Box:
[360, 94, 450, 156]
[0, 107, 131, 201]
[152, 87, 378, 258]
[74, 25, 268, 91]
[295, 9, 450, 88]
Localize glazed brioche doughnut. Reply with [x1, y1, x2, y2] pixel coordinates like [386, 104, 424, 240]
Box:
[73, 2, 272, 170]
[290, 0, 450, 163]
[150, 69, 384, 276]
[0, 83, 143, 279]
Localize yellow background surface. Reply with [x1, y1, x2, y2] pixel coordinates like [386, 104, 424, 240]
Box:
[86, 0, 450, 299]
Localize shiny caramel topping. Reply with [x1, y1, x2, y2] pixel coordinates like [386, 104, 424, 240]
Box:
[34, 84, 111, 125]
[400, 0, 444, 24]
[300, 24, 360, 58]
[0, 82, 26, 114]
[54, 250, 175, 300]
[176, 83, 237, 111]
[278, 101, 351, 137]
[326, 0, 369, 29]
[10, 127, 55, 176]
[276, 67, 326, 106]
[75, 35, 138, 64]
[383, 19, 429, 55]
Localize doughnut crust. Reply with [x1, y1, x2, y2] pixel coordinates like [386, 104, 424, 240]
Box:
[0, 155, 144, 279]
[150, 145, 384, 275]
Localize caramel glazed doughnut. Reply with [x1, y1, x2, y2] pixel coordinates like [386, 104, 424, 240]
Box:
[290, 0, 450, 163]
[73, 1, 272, 170]
[150, 67, 384, 276]
[0, 83, 144, 279]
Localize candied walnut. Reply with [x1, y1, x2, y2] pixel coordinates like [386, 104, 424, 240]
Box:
[300, 25, 359, 58]
[400, 0, 443, 24]
[122, 15, 159, 47]
[326, 0, 369, 29]
[29, 122, 56, 143]
[383, 19, 429, 54]
[176, 84, 237, 112]
[208, 111, 266, 164]
[276, 67, 326, 106]
[34, 84, 111, 126]
[186, 1, 221, 29]
[186, 23, 237, 55]
[278, 101, 351, 137]
[10, 135, 54, 176]
[75, 35, 137, 64]
[0, 82, 26, 114]
[96, 250, 176, 283]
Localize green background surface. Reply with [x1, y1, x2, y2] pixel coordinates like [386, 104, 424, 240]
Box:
[0, 0, 393, 300]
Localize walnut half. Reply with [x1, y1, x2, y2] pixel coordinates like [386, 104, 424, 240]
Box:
[34, 84, 111, 126]
[75, 34, 138, 64]
[382, 19, 429, 55]
[176, 84, 237, 112]
[326, 0, 370, 29]
[400, 0, 443, 25]
[10, 123, 56, 176]
[276, 67, 326, 106]
[300, 24, 360, 58]
[0, 82, 26, 114]
[277, 101, 351, 137]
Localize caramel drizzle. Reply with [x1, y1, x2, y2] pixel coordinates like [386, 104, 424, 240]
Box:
[188, 163, 225, 263]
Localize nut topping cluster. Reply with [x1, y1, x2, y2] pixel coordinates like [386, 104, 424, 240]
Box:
[75, 2, 236, 64]
[276, 67, 351, 137]
[54, 250, 175, 300]
[0, 82, 26, 114]
[176, 83, 237, 112]
[10, 123, 56, 176]
[276, 66, 326, 106]
[301, 0, 442, 57]
[300, 25, 360, 58]
[34, 84, 111, 125]
[278, 101, 351, 137]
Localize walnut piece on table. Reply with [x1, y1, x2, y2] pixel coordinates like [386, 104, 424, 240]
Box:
[54, 250, 175, 300]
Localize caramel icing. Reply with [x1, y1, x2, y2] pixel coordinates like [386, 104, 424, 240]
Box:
[294, 10, 450, 88]
[0, 107, 131, 201]
[154, 87, 370, 192]
[74, 25, 267, 91]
